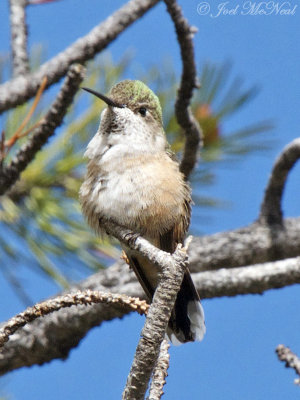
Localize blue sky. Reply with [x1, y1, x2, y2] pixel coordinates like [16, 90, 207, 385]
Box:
[0, 0, 300, 399]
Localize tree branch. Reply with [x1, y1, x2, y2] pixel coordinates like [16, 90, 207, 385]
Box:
[0, 63, 85, 195]
[147, 339, 170, 400]
[188, 217, 300, 272]
[276, 344, 300, 386]
[122, 244, 187, 400]
[259, 138, 300, 225]
[0, 291, 148, 348]
[164, 0, 203, 179]
[9, 0, 30, 77]
[194, 256, 300, 298]
[0, 0, 160, 114]
[1, 252, 300, 376]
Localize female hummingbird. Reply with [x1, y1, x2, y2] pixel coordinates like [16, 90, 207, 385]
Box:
[80, 80, 205, 344]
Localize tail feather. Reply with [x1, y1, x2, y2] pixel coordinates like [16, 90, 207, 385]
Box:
[187, 297, 206, 341]
[167, 272, 206, 345]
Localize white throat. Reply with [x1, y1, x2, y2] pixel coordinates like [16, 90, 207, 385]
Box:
[84, 107, 167, 161]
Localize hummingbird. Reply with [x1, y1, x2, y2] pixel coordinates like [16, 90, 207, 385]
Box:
[80, 80, 205, 344]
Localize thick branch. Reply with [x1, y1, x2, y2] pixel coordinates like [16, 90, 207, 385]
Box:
[164, 0, 203, 179]
[259, 138, 300, 225]
[9, 0, 30, 77]
[0, 0, 160, 114]
[276, 344, 300, 386]
[193, 256, 300, 298]
[122, 245, 187, 400]
[188, 217, 300, 272]
[0, 64, 85, 195]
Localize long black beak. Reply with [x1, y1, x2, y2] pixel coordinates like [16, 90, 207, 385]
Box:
[82, 87, 125, 108]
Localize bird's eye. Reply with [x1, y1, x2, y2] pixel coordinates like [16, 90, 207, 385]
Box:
[138, 107, 147, 117]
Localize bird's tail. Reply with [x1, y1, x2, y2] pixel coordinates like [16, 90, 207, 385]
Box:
[166, 272, 206, 345]
[126, 252, 205, 345]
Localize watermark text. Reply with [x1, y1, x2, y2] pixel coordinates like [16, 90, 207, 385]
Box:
[197, 1, 297, 17]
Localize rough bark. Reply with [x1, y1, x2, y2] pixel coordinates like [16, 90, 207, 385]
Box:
[188, 217, 300, 272]
[9, 0, 30, 77]
[147, 340, 170, 400]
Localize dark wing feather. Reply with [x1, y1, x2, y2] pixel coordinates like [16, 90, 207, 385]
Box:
[126, 255, 155, 301]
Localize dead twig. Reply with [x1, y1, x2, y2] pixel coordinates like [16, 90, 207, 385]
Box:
[276, 344, 300, 386]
